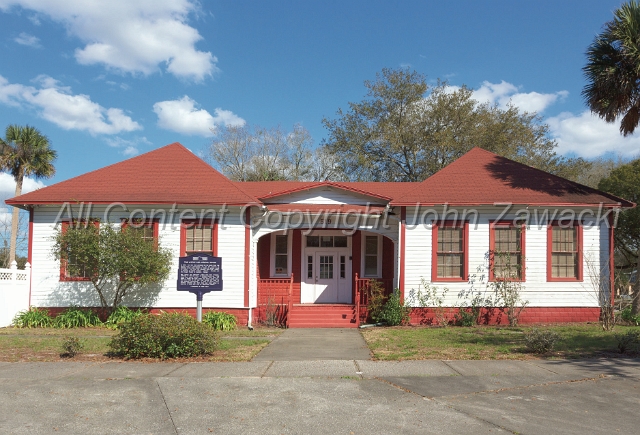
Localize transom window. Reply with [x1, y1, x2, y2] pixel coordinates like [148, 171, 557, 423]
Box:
[490, 222, 525, 281]
[306, 235, 347, 248]
[548, 223, 582, 281]
[432, 222, 468, 282]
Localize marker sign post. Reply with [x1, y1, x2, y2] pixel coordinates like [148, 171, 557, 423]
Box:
[177, 254, 223, 322]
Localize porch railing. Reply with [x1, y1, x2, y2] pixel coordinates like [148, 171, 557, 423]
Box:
[257, 275, 294, 327]
[354, 274, 394, 326]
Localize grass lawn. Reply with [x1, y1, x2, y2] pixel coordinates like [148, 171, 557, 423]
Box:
[0, 326, 283, 362]
[361, 324, 640, 360]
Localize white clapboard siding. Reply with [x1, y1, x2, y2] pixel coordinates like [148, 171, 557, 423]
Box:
[403, 207, 609, 308]
[266, 186, 384, 205]
[30, 205, 247, 309]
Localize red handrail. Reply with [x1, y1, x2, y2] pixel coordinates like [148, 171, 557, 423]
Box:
[286, 273, 294, 328]
[355, 273, 360, 326]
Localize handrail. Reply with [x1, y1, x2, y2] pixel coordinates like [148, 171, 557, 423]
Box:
[286, 273, 294, 328]
[355, 273, 360, 326]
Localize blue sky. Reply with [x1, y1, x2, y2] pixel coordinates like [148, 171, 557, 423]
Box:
[0, 0, 638, 199]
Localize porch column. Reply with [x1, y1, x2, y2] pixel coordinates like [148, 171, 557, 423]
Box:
[399, 206, 406, 304]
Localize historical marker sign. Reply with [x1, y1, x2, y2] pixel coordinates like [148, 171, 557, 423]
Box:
[177, 254, 222, 322]
[177, 254, 223, 293]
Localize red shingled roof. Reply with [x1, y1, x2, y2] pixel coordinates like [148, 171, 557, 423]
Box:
[6, 144, 633, 209]
[392, 147, 635, 207]
[6, 143, 259, 206]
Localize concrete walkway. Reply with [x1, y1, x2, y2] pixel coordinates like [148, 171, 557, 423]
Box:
[252, 328, 371, 361]
[1, 358, 639, 434]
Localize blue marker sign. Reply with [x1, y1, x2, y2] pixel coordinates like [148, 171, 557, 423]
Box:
[177, 254, 222, 321]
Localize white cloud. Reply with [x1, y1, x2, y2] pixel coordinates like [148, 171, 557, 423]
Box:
[153, 96, 245, 137]
[547, 111, 640, 159]
[0, 172, 46, 200]
[0, 75, 142, 135]
[472, 80, 568, 113]
[0, 0, 216, 81]
[14, 32, 40, 48]
[104, 136, 152, 156]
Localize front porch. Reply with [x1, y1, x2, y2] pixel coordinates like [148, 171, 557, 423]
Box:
[255, 277, 394, 328]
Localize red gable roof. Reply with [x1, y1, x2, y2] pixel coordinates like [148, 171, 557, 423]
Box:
[237, 181, 419, 202]
[5, 144, 633, 209]
[393, 147, 634, 207]
[6, 143, 259, 206]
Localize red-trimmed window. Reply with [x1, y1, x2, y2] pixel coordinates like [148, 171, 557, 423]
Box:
[121, 219, 159, 247]
[432, 221, 469, 282]
[59, 220, 99, 282]
[180, 219, 217, 257]
[547, 222, 583, 282]
[490, 221, 525, 281]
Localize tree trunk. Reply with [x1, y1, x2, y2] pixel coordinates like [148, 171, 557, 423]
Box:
[632, 252, 640, 316]
[9, 172, 23, 265]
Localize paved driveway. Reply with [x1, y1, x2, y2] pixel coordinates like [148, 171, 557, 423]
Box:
[1, 358, 639, 434]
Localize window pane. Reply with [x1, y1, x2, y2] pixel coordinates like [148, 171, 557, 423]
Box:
[438, 228, 462, 253]
[340, 255, 346, 278]
[275, 235, 288, 254]
[321, 236, 333, 247]
[275, 254, 288, 274]
[185, 224, 213, 255]
[365, 236, 378, 255]
[365, 255, 377, 276]
[306, 236, 319, 247]
[334, 236, 347, 247]
[437, 254, 462, 278]
[307, 256, 313, 279]
[320, 255, 333, 279]
[495, 227, 520, 253]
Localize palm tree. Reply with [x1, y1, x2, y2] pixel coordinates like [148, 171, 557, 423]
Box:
[583, 1, 640, 136]
[0, 125, 57, 264]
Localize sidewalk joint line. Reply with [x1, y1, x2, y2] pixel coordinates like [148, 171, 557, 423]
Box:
[261, 360, 274, 378]
[353, 360, 363, 379]
[163, 363, 187, 377]
[156, 379, 179, 435]
[441, 360, 463, 376]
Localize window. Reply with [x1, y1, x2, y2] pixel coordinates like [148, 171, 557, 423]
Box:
[306, 235, 348, 248]
[432, 221, 468, 282]
[180, 219, 217, 257]
[547, 222, 582, 281]
[122, 219, 159, 249]
[59, 220, 99, 281]
[490, 221, 525, 281]
[271, 232, 290, 277]
[364, 235, 379, 277]
[319, 255, 333, 279]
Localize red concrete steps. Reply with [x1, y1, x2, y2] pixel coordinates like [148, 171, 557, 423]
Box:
[288, 304, 358, 328]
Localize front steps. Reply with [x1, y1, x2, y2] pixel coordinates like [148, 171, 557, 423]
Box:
[288, 304, 358, 328]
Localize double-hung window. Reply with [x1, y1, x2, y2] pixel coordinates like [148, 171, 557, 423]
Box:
[432, 221, 468, 282]
[547, 222, 582, 281]
[180, 219, 217, 257]
[122, 219, 159, 248]
[363, 235, 380, 277]
[59, 220, 100, 281]
[271, 232, 290, 277]
[490, 221, 525, 281]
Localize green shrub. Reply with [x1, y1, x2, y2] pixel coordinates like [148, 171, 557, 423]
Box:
[454, 308, 477, 327]
[619, 306, 640, 326]
[524, 328, 560, 354]
[105, 306, 146, 329]
[615, 330, 640, 354]
[379, 289, 410, 326]
[202, 311, 237, 331]
[12, 307, 53, 328]
[53, 307, 102, 328]
[108, 312, 217, 359]
[60, 336, 84, 357]
[367, 280, 387, 323]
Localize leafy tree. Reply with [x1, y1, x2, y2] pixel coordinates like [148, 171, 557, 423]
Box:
[583, 0, 640, 136]
[0, 125, 57, 263]
[51, 222, 172, 314]
[208, 123, 341, 181]
[322, 68, 585, 182]
[598, 159, 640, 314]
